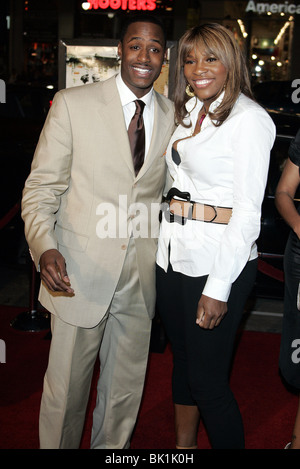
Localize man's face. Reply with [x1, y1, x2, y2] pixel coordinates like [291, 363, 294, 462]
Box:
[117, 21, 166, 98]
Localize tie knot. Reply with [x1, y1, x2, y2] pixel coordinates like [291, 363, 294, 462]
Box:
[135, 100, 145, 115]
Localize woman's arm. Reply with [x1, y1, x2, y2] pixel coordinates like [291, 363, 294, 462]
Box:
[197, 105, 275, 329]
[275, 158, 300, 239]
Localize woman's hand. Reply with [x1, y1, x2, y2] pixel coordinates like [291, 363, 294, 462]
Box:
[196, 294, 227, 329]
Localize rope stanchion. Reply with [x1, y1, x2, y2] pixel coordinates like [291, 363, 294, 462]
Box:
[258, 258, 284, 283]
[0, 202, 21, 230]
[10, 259, 50, 332]
[0, 201, 50, 331]
[0, 202, 50, 332]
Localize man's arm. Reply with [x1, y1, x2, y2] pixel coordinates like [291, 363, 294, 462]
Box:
[22, 91, 73, 291]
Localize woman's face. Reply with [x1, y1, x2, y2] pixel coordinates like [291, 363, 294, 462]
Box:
[184, 43, 228, 111]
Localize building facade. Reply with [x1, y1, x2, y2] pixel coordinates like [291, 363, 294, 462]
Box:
[2, 0, 300, 86]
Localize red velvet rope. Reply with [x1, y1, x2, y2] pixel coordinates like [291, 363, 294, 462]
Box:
[258, 258, 284, 283]
[0, 202, 20, 231]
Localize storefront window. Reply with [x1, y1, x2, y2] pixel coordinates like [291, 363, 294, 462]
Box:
[221, 1, 297, 82]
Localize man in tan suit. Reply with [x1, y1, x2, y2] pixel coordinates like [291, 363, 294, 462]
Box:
[22, 15, 175, 449]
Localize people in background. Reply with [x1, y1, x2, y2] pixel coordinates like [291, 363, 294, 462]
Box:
[275, 128, 300, 450]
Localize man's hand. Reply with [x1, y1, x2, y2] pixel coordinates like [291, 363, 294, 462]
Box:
[39, 249, 74, 294]
[196, 294, 227, 329]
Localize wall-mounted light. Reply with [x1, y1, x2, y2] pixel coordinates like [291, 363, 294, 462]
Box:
[82, 2, 90, 10]
[237, 19, 248, 38]
[274, 16, 294, 45]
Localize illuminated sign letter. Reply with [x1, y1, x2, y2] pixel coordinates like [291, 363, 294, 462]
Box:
[87, 0, 157, 11]
[257, 3, 268, 14]
[245, 1, 300, 15]
[137, 0, 147, 9]
[147, 0, 157, 10]
[89, 0, 99, 8]
[128, 0, 137, 8]
[288, 4, 297, 13]
[111, 0, 121, 8]
[245, 0, 256, 12]
[99, 0, 110, 8]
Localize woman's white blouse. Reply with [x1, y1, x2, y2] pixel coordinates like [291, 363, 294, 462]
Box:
[156, 92, 276, 302]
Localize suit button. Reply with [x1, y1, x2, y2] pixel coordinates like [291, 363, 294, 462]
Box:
[121, 244, 127, 250]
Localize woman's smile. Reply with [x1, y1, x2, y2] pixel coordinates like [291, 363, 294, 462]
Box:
[192, 78, 215, 88]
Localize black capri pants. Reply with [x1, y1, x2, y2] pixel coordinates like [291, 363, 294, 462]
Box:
[156, 258, 257, 449]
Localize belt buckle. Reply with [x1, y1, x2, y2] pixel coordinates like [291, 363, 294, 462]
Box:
[165, 188, 191, 225]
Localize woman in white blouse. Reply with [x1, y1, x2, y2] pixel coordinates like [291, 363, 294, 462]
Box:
[156, 23, 276, 449]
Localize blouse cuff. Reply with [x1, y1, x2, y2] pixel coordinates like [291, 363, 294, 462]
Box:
[202, 276, 232, 302]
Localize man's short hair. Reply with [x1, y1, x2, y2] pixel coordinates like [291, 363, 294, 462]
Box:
[119, 14, 167, 48]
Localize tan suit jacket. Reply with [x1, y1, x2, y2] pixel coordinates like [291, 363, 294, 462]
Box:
[22, 76, 175, 328]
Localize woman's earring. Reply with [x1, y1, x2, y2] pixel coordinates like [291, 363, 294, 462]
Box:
[185, 84, 195, 97]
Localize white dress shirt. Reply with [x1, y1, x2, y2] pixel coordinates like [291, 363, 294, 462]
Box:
[116, 73, 154, 159]
[156, 92, 276, 302]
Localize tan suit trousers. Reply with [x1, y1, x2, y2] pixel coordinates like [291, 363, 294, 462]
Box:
[39, 237, 152, 449]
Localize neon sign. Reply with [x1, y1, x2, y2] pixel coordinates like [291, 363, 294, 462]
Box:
[85, 0, 157, 11]
[245, 1, 300, 14]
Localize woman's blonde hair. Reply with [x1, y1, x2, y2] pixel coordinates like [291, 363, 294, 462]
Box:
[174, 23, 254, 127]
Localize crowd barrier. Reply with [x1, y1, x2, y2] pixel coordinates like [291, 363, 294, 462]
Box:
[0, 202, 50, 332]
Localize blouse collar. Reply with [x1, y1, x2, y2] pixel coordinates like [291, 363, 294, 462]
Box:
[185, 90, 225, 116]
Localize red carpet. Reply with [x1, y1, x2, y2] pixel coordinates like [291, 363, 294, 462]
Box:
[0, 305, 298, 449]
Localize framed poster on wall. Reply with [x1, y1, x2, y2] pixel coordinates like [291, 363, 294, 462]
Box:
[58, 38, 177, 99]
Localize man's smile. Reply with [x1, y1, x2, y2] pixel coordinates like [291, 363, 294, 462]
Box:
[131, 66, 152, 76]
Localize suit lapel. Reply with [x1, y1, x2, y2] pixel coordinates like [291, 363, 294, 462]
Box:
[96, 77, 135, 175]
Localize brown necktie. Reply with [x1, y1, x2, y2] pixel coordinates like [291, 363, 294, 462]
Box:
[128, 100, 145, 176]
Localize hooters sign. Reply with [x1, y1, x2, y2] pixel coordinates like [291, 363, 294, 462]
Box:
[87, 0, 157, 10]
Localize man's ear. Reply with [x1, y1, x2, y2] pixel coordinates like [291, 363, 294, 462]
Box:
[163, 49, 168, 64]
[117, 42, 122, 60]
